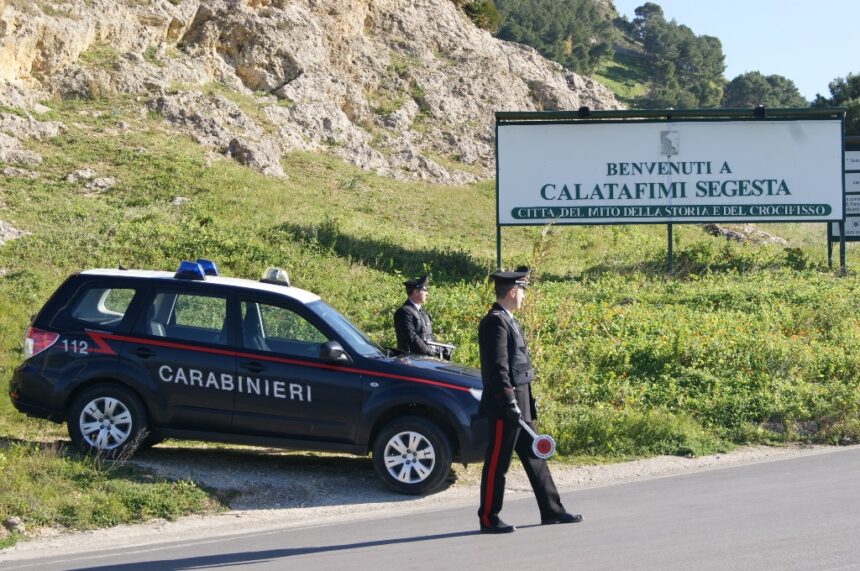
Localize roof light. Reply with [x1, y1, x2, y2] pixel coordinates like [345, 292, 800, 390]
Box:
[195, 258, 219, 276]
[175, 260, 206, 280]
[261, 267, 290, 286]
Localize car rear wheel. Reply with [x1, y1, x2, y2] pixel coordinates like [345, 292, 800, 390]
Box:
[67, 384, 148, 459]
[372, 416, 452, 495]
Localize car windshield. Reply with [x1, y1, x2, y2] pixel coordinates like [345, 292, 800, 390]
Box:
[307, 301, 386, 358]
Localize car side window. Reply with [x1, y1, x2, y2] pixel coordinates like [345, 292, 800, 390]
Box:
[139, 290, 228, 345]
[241, 300, 328, 357]
[69, 287, 137, 329]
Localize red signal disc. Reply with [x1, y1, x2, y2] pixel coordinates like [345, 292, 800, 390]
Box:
[536, 437, 553, 455]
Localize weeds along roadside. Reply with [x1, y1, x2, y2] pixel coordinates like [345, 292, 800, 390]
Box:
[0, 436, 221, 549]
[1, 96, 860, 541]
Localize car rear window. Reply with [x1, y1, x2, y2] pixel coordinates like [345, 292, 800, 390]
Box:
[68, 287, 137, 329]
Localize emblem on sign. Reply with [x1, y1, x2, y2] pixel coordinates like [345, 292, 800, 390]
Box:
[660, 130, 679, 156]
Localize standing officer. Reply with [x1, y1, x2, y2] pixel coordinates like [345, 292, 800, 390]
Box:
[393, 275, 452, 359]
[477, 268, 582, 534]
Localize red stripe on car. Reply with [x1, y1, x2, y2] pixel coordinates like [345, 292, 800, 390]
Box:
[85, 330, 469, 392]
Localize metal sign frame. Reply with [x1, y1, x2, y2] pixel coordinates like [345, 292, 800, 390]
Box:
[830, 136, 860, 242]
[827, 136, 860, 272]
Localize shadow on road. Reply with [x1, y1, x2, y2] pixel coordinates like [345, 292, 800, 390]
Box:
[67, 529, 481, 571]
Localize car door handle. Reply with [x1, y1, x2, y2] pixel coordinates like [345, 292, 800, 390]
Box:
[240, 361, 267, 373]
[132, 347, 155, 359]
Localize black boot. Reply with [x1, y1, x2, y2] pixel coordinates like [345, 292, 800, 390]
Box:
[480, 519, 516, 534]
[541, 512, 583, 525]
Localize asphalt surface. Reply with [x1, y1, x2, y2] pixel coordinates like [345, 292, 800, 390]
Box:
[5, 446, 860, 570]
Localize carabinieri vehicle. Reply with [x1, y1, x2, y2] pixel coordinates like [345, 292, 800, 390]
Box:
[10, 260, 486, 494]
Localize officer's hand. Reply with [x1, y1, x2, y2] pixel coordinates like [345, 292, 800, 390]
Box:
[504, 400, 522, 423]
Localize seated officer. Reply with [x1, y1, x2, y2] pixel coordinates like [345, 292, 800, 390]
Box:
[393, 275, 452, 359]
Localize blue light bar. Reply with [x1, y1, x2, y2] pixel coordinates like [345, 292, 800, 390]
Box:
[175, 260, 205, 280]
[195, 258, 219, 276]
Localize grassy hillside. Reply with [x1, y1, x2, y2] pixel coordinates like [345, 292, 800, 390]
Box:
[592, 48, 651, 107]
[2, 94, 860, 541]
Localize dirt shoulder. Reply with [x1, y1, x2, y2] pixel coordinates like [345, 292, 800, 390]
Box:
[0, 443, 841, 561]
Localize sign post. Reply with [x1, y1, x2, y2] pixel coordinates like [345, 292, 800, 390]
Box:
[495, 108, 846, 271]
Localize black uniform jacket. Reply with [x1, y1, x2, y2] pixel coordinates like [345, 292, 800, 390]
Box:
[477, 303, 535, 417]
[394, 301, 436, 356]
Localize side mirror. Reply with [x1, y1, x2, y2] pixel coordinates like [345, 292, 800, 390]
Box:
[319, 340, 351, 363]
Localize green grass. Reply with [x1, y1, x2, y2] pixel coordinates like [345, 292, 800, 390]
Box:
[0, 441, 219, 538]
[593, 49, 651, 107]
[78, 43, 120, 70]
[3, 94, 860, 538]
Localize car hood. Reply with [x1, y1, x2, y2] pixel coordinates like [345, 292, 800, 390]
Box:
[373, 355, 482, 390]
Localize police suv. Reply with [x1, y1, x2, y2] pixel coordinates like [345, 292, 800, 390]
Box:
[10, 260, 486, 494]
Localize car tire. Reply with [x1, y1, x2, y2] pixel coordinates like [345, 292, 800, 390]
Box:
[372, 416, 453, 495]
[67, 383, 149, 460]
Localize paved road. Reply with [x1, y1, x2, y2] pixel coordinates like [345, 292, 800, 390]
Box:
[6, 446, 860, 570]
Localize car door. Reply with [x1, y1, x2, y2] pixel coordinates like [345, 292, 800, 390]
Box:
[122, 287, 237, 431]
[231, 297, 363, 442]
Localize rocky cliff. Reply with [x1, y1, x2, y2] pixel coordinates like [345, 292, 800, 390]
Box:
[0, 0, 621, 182]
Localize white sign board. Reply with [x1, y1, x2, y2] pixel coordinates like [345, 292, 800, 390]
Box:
[831, 218, 860, 238]
[497, 119, 844, 225]
[847, 195, 860, 216]
[846, 151, 860, 172]
[846, 171, 860, 193]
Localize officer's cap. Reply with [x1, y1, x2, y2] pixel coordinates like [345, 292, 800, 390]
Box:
[490, 266, 529, 288]
[403, 275, 429, 291]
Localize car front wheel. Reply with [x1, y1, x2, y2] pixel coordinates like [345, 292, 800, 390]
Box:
[372, 416, 453, 495]
[67, 383, 148, 459]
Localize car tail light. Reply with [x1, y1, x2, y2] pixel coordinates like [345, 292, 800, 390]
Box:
[24, 326, 59, 359]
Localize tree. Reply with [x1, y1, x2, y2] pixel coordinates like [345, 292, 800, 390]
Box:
[813, 73, 860, 135]
[764, 75, 807, 108]
[494, 0, 617, 75]
[632, 4, 725, 109]
[632, 2, 664, 40]
[722, 72, 807, 108]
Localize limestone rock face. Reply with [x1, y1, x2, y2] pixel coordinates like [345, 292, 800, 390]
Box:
[0, 0, 622, 181]
[702, 224, 788, 246]
[2, 166, 39, 179]
[0, 82, 51, 113]
[0, 131, 42, 165]
[0, 220, 28, 245]
[147, 92, 263, 149]
[228, 137, 286, 178]
[0, 106, 65, 167]
[0, 112, 63, 140]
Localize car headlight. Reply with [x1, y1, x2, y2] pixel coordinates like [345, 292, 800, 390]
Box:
[468, 388, 483, 402]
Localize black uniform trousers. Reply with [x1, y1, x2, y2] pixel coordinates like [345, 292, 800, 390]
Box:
[478, 386, 565, 527]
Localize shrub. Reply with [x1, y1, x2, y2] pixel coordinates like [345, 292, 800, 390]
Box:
[461, 1, 501, 32]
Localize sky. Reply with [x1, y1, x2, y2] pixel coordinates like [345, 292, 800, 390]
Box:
[612, 0, 859, 102]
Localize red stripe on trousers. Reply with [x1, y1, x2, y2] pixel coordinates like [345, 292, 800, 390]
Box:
[481, 419, 505, 527]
